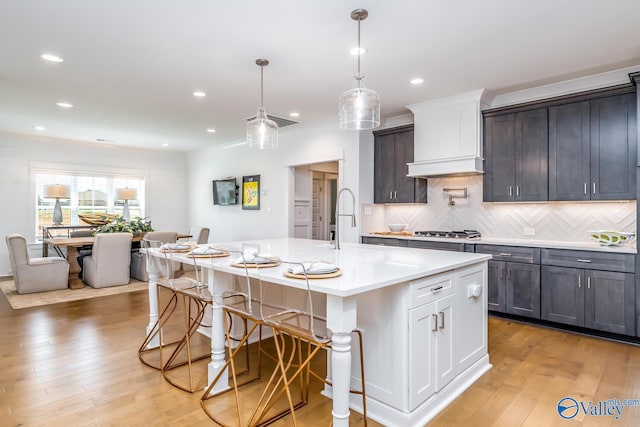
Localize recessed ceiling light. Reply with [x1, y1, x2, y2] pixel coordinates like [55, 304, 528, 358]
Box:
[350, 47, 367, 56]
[206, 128, 216, 133]
[56, 101, 73, 108]
[41, 54, 63, 63]
[193, 91, 206, 97]
[410, 78, 424, 85]
[34, 125, 45, 131]
[161, 143, 169, 147]
[289, 112, 300, 118]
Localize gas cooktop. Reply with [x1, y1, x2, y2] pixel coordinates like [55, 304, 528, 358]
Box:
[413, 230, 481, 239]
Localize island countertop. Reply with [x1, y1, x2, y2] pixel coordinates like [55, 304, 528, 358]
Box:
[197, 237, 492, 298]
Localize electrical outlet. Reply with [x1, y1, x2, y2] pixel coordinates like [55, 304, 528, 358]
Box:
[523, 228, 535, 236]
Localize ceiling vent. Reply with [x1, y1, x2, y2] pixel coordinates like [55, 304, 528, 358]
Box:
[245, 114, 299, 128]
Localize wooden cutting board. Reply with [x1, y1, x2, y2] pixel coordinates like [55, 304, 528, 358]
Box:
[372, 231, 413, 236]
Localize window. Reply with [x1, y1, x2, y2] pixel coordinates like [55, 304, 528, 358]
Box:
[35, 171, 145, 239]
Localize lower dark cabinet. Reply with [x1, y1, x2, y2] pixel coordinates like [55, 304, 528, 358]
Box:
[541, 265, 635, 335]
[361, 236, 408, 247]
[487, 260, 540, 319]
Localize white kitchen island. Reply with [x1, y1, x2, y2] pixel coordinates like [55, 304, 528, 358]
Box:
[145, 238, 491, 426]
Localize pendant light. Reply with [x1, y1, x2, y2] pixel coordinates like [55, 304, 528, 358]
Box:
[339, 8, 380, 130]
[247, 59, 278, 149]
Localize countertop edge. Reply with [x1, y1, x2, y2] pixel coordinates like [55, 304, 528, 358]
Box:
[362, 234, 637, 254]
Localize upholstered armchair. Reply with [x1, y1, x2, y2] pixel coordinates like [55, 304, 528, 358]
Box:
[5, 234, 69, 294]
[83, 232, 132, 288]
[130, 231, 178, 281]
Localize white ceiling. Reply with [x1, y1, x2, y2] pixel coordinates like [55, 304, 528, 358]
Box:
[1, 0, 639, 152]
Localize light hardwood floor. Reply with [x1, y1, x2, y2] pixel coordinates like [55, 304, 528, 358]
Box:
[1, 288, 640, 426]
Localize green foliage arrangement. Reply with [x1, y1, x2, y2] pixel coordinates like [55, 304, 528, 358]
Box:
[93, 216, 153, 235]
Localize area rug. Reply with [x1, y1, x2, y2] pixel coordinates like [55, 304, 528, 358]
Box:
[0, 279, 149, 309]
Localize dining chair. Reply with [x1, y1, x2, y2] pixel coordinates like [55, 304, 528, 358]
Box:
[130, 231, 179, 281]
[137, 238, 202, 377]
[82, 232, 132, 288]
[199, 252, 309, 426]
[249, 260, 368, 426]
[5, 234, 69, 294]
[180, 227, 210, 273]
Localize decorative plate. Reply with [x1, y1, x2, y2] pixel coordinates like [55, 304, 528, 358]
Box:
[588, 230, 636, 246]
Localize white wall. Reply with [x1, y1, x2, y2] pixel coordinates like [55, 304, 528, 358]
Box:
[187, 117, 365, 244]
[0, 132, 189, 276]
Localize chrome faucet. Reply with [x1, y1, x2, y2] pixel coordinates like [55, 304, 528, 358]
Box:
[334, 187, 356, 249]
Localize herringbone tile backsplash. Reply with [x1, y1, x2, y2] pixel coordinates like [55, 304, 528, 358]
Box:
[362, 176, 636, 243]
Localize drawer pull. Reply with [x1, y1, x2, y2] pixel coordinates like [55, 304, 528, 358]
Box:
[431, 285, 443, 293]
[432, 314, 438, 332]
[499, 253, 512, 257]
[577, 259, 592, 263]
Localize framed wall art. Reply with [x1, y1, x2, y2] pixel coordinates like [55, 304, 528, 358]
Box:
[242, 175, 260, 210]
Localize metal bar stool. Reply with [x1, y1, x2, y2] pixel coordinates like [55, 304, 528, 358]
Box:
[199, 252, 309, 426]
[250, 260, 368, 426]
[138, 239, 200, 372]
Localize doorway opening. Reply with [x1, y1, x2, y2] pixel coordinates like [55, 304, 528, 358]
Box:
[293, 162, 338, 240]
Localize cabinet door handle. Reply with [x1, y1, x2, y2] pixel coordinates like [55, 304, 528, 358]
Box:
[508, 186, 513, 196]
[439, 311, 445, 330]
[516, 186, 520, 197]
[578, 276, 581, 288]
[431, 285, 443, 293]
[592, 182, 596, 194]
[394, 191, 397, 199]
[507, 268, 511, 280]
[577, 259, 592, 263]
[584, 183, 587, 195]
[389, 191, 393, 199]
[500, 268, 504, 279]
[432, 314, 438, 332]
[587, 276, 591, 289]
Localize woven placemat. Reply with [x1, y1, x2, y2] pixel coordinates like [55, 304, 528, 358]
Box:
[187, 252, 230, 258]
[230, 262, 280, 268]
[283, 269, 342, 279]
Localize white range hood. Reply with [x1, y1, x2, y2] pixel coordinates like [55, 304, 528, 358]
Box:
[407, 89, 488, 177]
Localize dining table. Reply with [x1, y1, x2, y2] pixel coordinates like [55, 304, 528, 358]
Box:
[143, 237, 491, 426]
[44, 233, 190, 288]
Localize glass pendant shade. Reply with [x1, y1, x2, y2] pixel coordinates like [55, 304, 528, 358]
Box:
[247, 107, 278, 149]
[339, 78, 381, 130]
[247, 58, 278, 149]
[339, 8, 380, 131]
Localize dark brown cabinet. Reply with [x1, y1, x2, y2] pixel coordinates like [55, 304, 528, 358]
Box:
[373, 125, 427, 203]
[549, 93, 637, 201]
[541, 249, 635, 335]
[476, 245, 541, 319]
[483, 108, 548, 202]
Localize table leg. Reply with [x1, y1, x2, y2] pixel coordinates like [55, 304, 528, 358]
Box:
[65, 246, 84, 289]
[146, 276, 160, 348]
[326, 295, 358, 427]
[207, 268, 230, 392]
